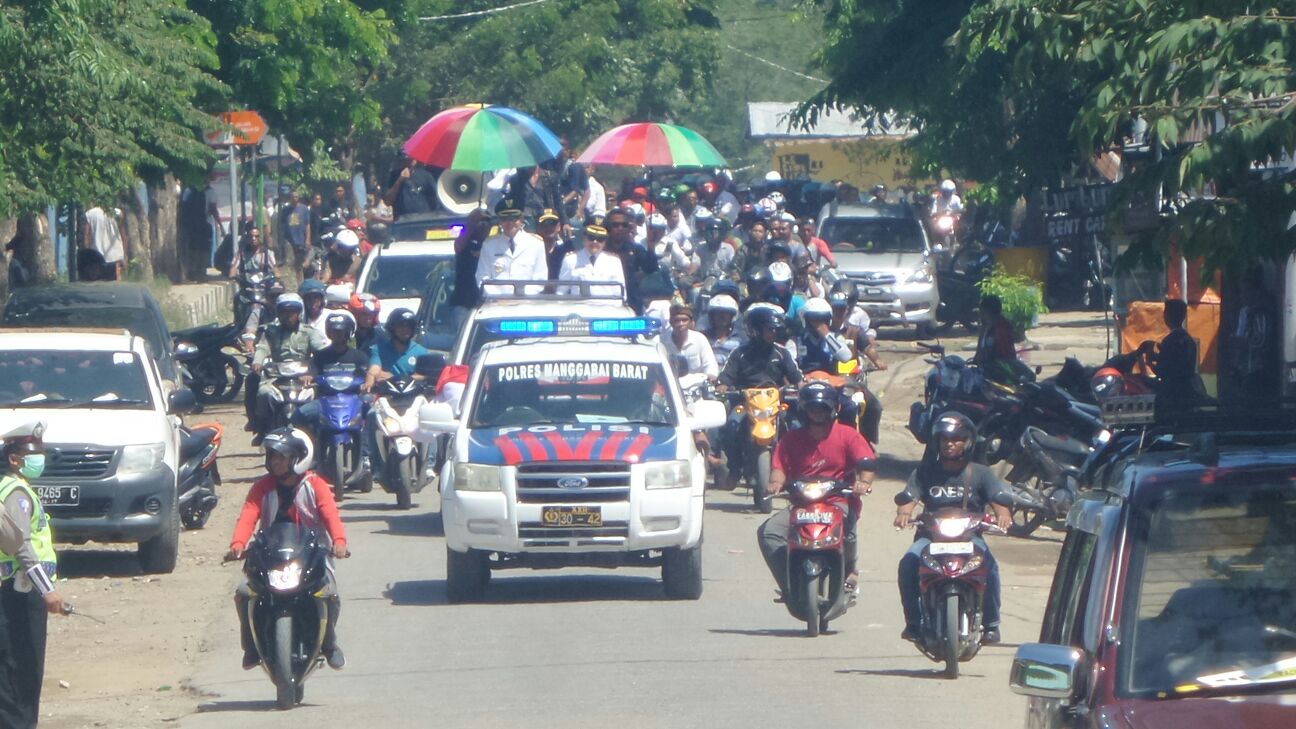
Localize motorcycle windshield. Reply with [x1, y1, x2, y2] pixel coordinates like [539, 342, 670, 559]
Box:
[257, 523, 319, 563]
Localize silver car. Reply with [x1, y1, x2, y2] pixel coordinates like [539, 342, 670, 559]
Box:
[819, 203, 939, 334]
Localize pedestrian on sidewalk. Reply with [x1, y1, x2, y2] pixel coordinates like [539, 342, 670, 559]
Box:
[81, 204, 128, 280]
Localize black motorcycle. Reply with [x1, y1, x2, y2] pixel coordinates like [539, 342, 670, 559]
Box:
[178, 423, 222, 529]
[173, 323, 246, 403]
[242, 523, 332, 710]
[932, 242, 994, 334]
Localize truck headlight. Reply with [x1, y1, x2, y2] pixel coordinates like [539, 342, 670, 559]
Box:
[644, 460, 691, 490]
[906, 263, 934, 284]
[454, 463, 502, 492]
[120, 443, 165, 475]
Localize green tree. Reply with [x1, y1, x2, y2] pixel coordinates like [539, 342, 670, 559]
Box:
[0, 0, 221, 213]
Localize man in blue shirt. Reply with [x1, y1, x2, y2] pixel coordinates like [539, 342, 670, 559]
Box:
[363, 309, 431, 475]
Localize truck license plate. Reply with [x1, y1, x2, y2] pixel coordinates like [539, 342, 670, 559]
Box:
[541, 505, 602, 527]
[35, 485, 79, 506]
[929, 541, 973, 555]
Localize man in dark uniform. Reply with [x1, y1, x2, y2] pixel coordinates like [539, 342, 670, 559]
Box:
[384, 152, 439, 219]
[0, 422, 69, 729]
[603, 207, 659, 313]
[448, 207, 492, 332]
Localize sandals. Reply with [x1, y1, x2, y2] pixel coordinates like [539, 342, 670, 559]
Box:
[844, 574, 860, 607]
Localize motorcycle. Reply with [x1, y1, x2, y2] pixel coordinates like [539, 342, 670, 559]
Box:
[1002, 426, 1111, 536]
[178, 423, 222, 529]
[911, 508, 1005, 679]
[262, 360, 315, 432]
[234, 270, 276, 327]
[373, 376, 433, 509]
[932, 241, 994, 335]
[1046, 238, 1111, 311]
[240, 523, 332, 710]
[313, 363, 370, 502]
[726, 385, 795, 514]
[172, 323, 246, 404]
[777, 478, 857, 637]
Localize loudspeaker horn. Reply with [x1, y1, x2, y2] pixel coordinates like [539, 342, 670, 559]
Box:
[437, 170, 485, 214]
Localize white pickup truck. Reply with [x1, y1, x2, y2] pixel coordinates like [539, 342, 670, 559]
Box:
[418, 317, 726, 602]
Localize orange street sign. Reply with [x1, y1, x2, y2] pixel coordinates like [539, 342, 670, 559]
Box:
[207, 111, 268, 146]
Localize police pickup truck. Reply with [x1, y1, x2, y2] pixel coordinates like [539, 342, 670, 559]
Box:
[418, 317, 727, 602]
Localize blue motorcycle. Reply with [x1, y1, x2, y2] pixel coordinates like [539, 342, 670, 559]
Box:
[315, 363, 370, 501]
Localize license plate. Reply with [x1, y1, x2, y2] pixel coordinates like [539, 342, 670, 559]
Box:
[541, 505, 602, 527]
[865, 287, 885, 296]
[794, 509, 835, 525]
[929, 541, 973, 555]
[35, 485, 80, 506]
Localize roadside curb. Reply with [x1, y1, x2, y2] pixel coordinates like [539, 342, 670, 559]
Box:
[169, 282, 235, 330]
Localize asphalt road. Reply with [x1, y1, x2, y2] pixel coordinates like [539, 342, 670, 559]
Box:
[180, 338, 1065, 729]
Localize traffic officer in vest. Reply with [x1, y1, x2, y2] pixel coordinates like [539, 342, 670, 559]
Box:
[226, 428, 350, 671]
[0, 421, 69, 729]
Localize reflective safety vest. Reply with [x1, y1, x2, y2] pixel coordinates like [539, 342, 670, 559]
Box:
[0, 475, 58, 581]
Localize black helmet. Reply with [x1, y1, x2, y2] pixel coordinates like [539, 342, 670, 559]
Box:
[765, 241, 792, 262]
[324, 312, 355, 337]
[261, 427, 313, 475]
[267, 281, 286, 298]
[830, 279, 859, 308]
[932, 411, 977, 444]
[385, 308, 417, 336]
[745, 266, 772, 292]
[827, 289, 850, 310]
[710, 278, 741, 300]
[798, 381, 839, 416]
[744, 304, 785, 337]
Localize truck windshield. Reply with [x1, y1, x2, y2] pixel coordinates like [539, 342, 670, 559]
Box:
[0, 350, 153, 409]
[820, 217, 925, 254]
[363, 254, 451, 298]
[1119, 479, 1296, 697]
[470, 361, 676, 428]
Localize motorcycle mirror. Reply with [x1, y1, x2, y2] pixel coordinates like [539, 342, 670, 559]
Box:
[174, 341, 200, 361]
[1035, 366, 1043, 375]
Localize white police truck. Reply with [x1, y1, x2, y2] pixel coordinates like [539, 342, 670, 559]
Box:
[418, 317, 727, 602]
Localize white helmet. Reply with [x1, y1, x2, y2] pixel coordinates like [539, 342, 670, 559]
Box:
[648, 213, 668, 229]
[768, 261, 793, 284]
[708, 294, 739, 313]
[325, 284, 352, 307]
[940, 179, 957, 194]
[262, 427, 315, 475]
[764, 170, 782, 183]
[334, 228, 361, 249]
[768, 191, 786, 209]
[755, 197, 778, 218]
[802, 297, 833, 319]
[693, 207, 713, 222]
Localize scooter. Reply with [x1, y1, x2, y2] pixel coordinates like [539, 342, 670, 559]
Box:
[911, 508, 1005, 679]
[177, 423, 222, 529]
[262, 360, 315, 432]
[726, 386, 794, 514]
[314, 363, 370, 503]
[373, 376, 432, 510]
[241, 523, 331, 710]
[172, 323, 246, 403]
[778, 479, 856, 637]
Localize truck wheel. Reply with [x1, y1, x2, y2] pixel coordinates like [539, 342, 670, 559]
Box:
[446, 547, 488, 603]
[753, 450, 773, 514]
[661, 544, 703, 600]
[138, 491, 180, 574]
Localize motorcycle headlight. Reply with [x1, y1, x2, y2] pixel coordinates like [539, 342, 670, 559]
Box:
[795, 480, 835, 501]
[956, 554, 984, 576]
[120, 443, 165, 475]
[935, 517, 972, 538]
[324, 374, 355, 391]
[644, 460, 691, 489]
[936, 215, 955, 232]
[906, 263, 934, 284]
[751, 406, 777, 420]
[267, 561, 303, 592]
[454, 463, 502, 492]
[1094, 429, 1113, 447]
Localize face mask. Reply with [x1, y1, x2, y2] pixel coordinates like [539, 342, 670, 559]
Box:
[19, 454, 45, 480]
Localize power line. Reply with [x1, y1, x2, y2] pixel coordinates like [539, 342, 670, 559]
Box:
[723, 43, 826, 84]
[418, 0, 553, 22]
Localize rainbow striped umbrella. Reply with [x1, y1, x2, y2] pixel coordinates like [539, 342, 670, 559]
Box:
[575, 122, 726, 168]
[402, 105, 562, 171]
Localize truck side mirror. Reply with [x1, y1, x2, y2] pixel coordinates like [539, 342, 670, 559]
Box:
[1009, 644, 1086, 702]
[687, 400, 727, 431]
[416, 402, 457, 441]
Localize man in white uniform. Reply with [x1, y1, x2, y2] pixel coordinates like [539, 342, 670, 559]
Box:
[476, 201, 548, 296]
[558, 223, 625, 298]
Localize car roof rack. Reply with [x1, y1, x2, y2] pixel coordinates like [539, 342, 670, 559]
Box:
[478, 279, 626, 302]
[1108, 400, 1296, 464]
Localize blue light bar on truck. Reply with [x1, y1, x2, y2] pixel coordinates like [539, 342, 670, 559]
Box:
[487, 318, 660, 337]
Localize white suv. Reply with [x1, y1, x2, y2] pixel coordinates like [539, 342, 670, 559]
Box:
[0, 329, 194, 573]
[419, 322, 726, 602]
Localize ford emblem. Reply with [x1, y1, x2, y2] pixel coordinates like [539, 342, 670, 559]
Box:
[557, 476, 588, 489]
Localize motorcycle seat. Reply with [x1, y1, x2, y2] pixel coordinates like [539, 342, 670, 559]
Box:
[181, 428, 217, 460]
[1026, 426, 1090, 458]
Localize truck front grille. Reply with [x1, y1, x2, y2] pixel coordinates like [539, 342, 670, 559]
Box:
[518, 521, 630, 547]
[515, 462, 631, 504]
[43, 448, 116, 479]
